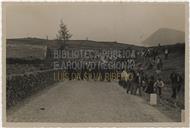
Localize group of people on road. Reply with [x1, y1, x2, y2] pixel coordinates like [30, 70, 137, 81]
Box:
[119, 68, 165, 98]
[119, 46, 184, 102]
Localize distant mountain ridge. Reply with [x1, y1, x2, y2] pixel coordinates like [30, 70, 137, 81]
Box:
[143, 28, 185, 46]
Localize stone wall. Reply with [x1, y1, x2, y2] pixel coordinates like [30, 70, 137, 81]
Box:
[6, 70, 56, 108]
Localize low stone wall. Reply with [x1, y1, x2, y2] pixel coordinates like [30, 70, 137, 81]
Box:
[6, 70, 56, 108]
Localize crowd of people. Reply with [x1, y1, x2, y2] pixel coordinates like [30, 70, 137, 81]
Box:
[119, 47, 184, 103]
[119, 68, 165, 98]
[53, 46, 184, 104]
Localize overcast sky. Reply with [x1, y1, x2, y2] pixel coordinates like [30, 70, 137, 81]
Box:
[5, 2, 186, 45]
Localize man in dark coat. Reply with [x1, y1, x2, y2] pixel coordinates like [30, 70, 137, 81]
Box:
[176, 73, 183, 94]
[145, 75, 155, 94]
[170, 71, 178, 99]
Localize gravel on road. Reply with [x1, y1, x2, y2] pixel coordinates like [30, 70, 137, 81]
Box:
[7, 80, 173, 122]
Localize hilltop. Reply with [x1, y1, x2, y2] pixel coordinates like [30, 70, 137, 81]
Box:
[143, 28, 185, 46]
[6, 38, 185, 60]
[7, 38, 143, 50]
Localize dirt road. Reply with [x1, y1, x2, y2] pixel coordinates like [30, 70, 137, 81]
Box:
[7, 80, 173, 122]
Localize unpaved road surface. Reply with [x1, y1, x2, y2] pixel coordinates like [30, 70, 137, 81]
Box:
[7, 80, 173, 122]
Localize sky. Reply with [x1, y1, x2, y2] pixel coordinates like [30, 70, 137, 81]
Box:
[4, 2, 186, 45]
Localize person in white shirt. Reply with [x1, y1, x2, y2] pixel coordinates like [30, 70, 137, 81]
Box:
[164, 48, 169, 59]
[154, 78, 165, 97]
[121, 69, 129, 89]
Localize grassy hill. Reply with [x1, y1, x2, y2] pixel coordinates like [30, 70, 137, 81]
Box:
[6, 38, 144, 74]
[7, 38, 143, 49]
[7, 38, 144, 60]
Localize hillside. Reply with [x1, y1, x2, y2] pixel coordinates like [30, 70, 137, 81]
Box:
[7, 38, 143, 49]
[7, 38, 185, 60]
[143, 28, 185, 46]
[6, 38, 144, 60]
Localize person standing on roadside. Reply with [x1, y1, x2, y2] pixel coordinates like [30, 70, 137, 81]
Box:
[154, 78, 165, 97]
[131, 69, 138, 95]
[136, 71, 144, 96]
[127, 69, 134, 94]
[176, 73, 183, 95]
[145, 75, 155, 94]
[120, 68, 128, 89]
[170, 71, 178, 99]
[164, 48, 169, 60]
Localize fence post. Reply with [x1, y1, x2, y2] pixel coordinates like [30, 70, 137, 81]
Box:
[150, 93, 157, 105]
